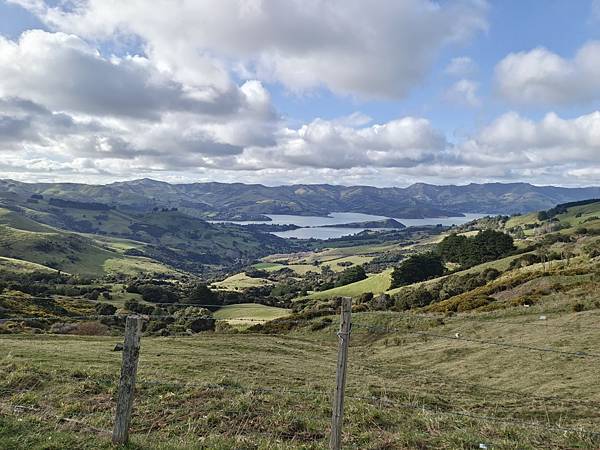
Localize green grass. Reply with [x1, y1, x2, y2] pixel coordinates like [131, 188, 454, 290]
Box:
[305, 269, 393, 300]
[3, 301, 600, 448]
[213, 303, 291, 323]
[0, 256, 56, 274]
[252, 262, 286, 272]
[213, 273, 275, 291]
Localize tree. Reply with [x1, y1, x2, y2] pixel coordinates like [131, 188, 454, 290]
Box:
[187, 283, 220, 305]
[138, 284, 179, 303]
[437, 234, 468, 263]
[335, 265, 367, 287]
[538, 211, 549, 221]
[391, 252, 444, 288]
[437, 230, 514, 268]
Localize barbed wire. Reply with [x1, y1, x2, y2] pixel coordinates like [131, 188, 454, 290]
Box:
[352, 323, 600, 358]
[3, 366, 600, 442]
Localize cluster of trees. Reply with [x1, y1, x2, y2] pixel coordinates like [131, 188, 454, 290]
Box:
[335, 266, 366, 287]
[437, 230, 515, 268]
[389, 230, 513, 291]
[126, 282, 219, 305]
[390, 252, 444, 288]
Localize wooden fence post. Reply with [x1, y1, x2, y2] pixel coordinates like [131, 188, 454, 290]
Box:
[330, 297, 352, 450]
[112, 315, 143, 445]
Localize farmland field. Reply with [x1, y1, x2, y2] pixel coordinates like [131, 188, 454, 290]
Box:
[213, 303, 291, 323]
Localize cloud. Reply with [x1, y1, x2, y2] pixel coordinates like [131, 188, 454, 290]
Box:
[458, 111, 600, 170]
[495, 41, 600, 106]
[445, 56, 477, 77]
[243, 117, 447, 170]
[10, 0, 489, 100]
[444, 79, 481, 107]
[0, 30, 268, 120]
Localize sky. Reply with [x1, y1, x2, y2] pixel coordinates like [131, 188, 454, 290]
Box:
[1, 0, 600, 187]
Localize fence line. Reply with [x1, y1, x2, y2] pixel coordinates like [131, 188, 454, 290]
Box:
[352, 323, 600, 358]
[4, 376, 600, 441]
[3, 306, 600, 447]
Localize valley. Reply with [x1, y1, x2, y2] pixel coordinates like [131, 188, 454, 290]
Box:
[3, 181, 600, 448]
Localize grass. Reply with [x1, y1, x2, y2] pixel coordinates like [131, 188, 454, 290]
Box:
[305, 269, 393, 300]
[0, 256, 56, 274]
[102, 257, 176, 276]
[213, 303, 291, 324]
[3, 300, 600, 448]
[213, 273, 275, 291]
[322, 255, 374, 272]
[252, 262, 287, 272]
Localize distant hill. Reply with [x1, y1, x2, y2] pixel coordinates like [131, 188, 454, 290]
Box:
[317, 218, 406, 229]
[2, 179, 600, 219]
[0, 196, 297, 275]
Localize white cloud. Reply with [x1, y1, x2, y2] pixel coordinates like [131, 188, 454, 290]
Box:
[444, 79, 481, 107]
[495, 41, 600, 106]
[10, 0, 489, 100]
[445, 56, 477, 77]
[245, 117, 447, 170]
[0, 30, 267, 120]
[459, 111, 600, 170]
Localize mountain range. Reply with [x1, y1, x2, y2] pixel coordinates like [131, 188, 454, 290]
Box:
[2, 179, 600, 219]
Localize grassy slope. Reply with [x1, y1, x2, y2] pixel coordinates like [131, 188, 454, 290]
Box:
[0, 206, 179, 276]
[213, 303, 291, 323]
[306, 269, 393, 300]
[0, 256, 56, 274]
[3, 302, 600, 448]
[213, 273, 275, 290]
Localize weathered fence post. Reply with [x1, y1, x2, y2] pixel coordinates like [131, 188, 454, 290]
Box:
[112, 315, 143, 445]
[330, 297, 352, 450]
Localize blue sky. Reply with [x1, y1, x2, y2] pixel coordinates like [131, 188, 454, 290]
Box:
[1, 0, 600, 186]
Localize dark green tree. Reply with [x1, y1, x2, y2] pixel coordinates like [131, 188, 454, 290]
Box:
[188, 283, 220, 305]
[335, 265, 367, 287]
[391, 252, 444, 288]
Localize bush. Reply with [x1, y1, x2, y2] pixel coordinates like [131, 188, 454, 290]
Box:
[357, 292, 374, 304]
[311, 318, 333, 331]
[573, 303, 585, 312]
[394, 287, 434, 310]
[95, 302, 117, 316]
[70, 321, 109, 336]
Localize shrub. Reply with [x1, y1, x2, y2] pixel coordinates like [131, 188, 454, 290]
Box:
[95, 302, 117, 316]
[311, 318, 333, 331]
[357, 292, 374, 303]
[70, 321, 109, 336]
[394, 287, 434, 310]
[573, 303, 585, 313]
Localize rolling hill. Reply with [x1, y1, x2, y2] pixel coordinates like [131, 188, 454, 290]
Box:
[4, 179, 600, 219]
[0, 195, 297, 275]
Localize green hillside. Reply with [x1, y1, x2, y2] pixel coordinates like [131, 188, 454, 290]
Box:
[305, 269, 393, 300]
